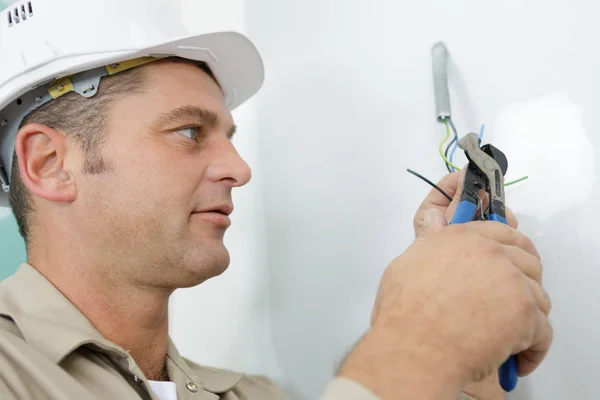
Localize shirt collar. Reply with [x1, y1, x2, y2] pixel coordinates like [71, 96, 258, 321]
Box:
[0, 263, 127, 363]
[0, 263, 243, 393]
[166, 338, 243, 393]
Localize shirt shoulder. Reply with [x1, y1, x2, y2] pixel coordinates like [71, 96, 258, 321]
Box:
[231, 374, 287, 400]
[183, 357, 287, 399]
[0, 321, 95, 400]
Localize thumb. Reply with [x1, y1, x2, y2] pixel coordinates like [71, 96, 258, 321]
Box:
[418, 208, 447, 238]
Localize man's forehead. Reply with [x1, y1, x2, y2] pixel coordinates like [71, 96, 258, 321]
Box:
[133, 60, 234, 128]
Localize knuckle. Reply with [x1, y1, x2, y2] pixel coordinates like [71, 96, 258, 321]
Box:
[517, 233, 539, 258]
[507, 209, 519, 229]
[517, 251, 543, 281]
[543, 289, 552, 313]
[518, 233, 534, 249]
[507, 262, 525, 281]
[516, 292, 538, 316]
[532, 259, 544, 281]
[447, 223, 471, 237]
[547, 321, 555, 342]
[479, 236, 504, 257]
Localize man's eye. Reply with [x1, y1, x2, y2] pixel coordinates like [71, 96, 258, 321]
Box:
[176, 127, 200, 140]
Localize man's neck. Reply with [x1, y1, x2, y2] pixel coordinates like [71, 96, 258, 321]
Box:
[30, 255, 173, 381]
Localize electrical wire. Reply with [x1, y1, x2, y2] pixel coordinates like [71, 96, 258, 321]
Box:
[444, 143, 454, 172]
[448, 118, 460, 169]
[444, 139, 456, 172]
[448, 122, 482, 169]
[406, 168, 453, 202]
[439, 119, 529, 187]
[505, 175, 528, 186]
[444, 119, 458, 173]
[439, 118, 462, 171]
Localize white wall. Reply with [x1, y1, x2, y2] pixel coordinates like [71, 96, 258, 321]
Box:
[169, 0, 283, 383]
[173, 0, 600, 399]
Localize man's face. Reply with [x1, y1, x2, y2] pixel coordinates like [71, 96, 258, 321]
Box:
[75, 61, 251, 288]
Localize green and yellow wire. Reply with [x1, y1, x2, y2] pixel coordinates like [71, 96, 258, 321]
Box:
[439, 119, 528, 187]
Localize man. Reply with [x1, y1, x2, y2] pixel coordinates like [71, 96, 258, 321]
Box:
[0, 1, 552, 399]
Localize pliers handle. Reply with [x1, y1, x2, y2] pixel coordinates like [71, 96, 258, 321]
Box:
[449, 132, 518, 392]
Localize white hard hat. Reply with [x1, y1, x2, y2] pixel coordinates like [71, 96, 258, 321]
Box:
[0, 0, 265, 207]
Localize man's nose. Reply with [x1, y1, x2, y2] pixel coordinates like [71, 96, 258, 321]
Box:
[205, 138, 252, 187]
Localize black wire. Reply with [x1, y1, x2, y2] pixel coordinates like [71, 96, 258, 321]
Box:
[406, 168, 453, 202]
[444, 137, 456, 172]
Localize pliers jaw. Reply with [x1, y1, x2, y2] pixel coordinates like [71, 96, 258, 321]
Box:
[450, 132, 509, 224]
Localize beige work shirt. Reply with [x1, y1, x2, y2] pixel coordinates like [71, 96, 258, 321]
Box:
[0, 263, 474, 400]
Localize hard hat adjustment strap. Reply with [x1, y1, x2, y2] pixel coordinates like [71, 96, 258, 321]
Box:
[0, 56, 164, 189]
[48, 57, 160, 100]
[0, 166, 9, 193]
[48, 66, 110, 100]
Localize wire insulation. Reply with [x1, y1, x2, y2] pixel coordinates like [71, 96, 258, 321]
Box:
[504, 176, 528, 186]
[448, 118, 460, 169]
[439, 119, 462, 171]
[444, 126, 457, 173]
[407, 169, 453, 202]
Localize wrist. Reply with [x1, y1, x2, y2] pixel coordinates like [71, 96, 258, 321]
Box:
[338, 322, 468, 400]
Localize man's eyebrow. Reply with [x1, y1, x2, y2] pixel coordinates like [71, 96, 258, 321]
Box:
[153, 105, 236, 137]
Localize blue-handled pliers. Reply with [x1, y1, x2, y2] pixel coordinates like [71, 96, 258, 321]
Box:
[449, 132, 518, 392]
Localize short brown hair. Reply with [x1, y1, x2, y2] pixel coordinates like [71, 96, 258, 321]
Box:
[9, 57, 216, 242]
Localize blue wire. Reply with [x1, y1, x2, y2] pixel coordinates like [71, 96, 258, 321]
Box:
[448, 119, 460, 170]
[449, 122, 486, 171]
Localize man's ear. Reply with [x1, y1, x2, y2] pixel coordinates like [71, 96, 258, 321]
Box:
[14, 123, 77, 203]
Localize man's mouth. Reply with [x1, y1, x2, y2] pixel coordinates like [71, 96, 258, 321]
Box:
[193, 204, 234, 216]
[192, 204, 234, 227]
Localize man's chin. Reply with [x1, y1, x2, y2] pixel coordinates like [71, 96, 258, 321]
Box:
[176, 246, 231, 288]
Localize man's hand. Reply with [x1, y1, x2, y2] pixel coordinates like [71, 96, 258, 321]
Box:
[462, 374, 504, 400]
[338, 203, 552, 399]
[413, 170, 519, 237]
[414, 171, 518, 400]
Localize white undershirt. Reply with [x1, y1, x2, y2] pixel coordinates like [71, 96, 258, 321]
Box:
[148, 380, 178, 400]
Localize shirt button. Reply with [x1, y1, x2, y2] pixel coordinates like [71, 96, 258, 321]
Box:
[186, 381, 199, 393]
[133, 376, 141, 383]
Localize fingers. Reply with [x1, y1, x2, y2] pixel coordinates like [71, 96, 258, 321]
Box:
[414, 171, 463, 215]
[431, 170, 464, 206]
[465, 221, 540, 260]
[503, 246, 543, 284]
[444, 169, 467, 217]
[501, 243, 550, 319]
[468, 192, 518, 229]
[504, 249, 551, 377]
[517, 309, 553, 377]
[506, 207, 519, 229]
[415, 209, 448, 240]
[414, 170, 465, 237]
[524, 275, 552, 316]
